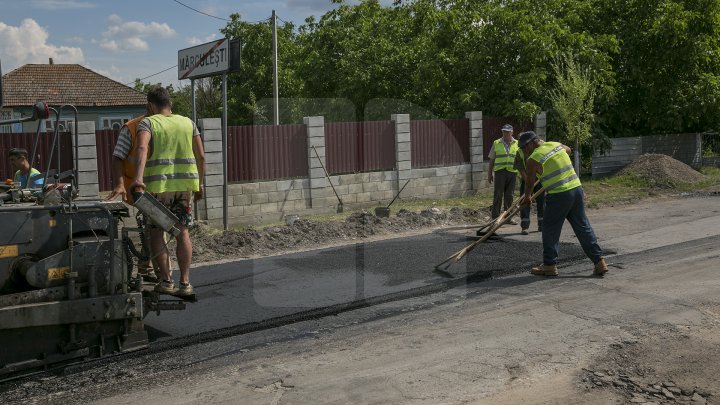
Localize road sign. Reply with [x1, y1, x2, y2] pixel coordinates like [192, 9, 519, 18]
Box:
[178, 38, 236, 80]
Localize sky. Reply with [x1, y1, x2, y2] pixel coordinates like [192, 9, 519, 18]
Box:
[0, 0, 387, 89]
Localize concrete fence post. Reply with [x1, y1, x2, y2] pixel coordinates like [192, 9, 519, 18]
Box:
[466, 111, 484, 190]
[535, 111, 547, 140]
[72, 121, 99, 198]
[304, 116, 329, 209]
[392, 114, 411, 191]
[198, 118, 223, 221]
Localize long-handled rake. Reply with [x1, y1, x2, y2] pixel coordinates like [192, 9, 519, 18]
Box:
[433, 185, 546, 278]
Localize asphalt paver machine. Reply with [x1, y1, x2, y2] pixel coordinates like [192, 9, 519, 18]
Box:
[0, 60, 191, 379]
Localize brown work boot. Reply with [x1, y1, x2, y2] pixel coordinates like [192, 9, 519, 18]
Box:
[593, 258, 608, 276]
[531, 264, 558, 276]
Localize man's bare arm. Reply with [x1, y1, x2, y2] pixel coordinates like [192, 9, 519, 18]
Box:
[192, 135, 206, 200]
[131, 130, 150, 192]
[106, 157, 126, 201]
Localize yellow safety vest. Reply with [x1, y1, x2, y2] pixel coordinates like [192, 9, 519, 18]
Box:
[143, 114, 199, 193]
[492, 138, 519, 173]
[528, 141, 582, 194]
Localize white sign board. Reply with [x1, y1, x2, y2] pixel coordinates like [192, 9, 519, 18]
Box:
[177, 38, 229, 80]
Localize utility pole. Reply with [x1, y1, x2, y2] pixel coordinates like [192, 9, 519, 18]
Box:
[272, 9, 279, 125]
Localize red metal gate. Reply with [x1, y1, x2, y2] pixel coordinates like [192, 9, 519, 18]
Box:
[227, 124, 308, 182]
[410, 119, 469, 168]
[325, 121, 396, 174]
[95, 129, 121, 192]
[0, 132, 73, 183]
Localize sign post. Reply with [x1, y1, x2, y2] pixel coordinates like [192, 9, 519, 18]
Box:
[178, 38, 240, 231]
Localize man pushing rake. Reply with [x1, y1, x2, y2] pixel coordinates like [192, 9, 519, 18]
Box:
[435, 131, 608, 278]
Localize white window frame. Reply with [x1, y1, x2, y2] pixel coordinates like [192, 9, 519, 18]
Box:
[45, 118, 76, 133]
[100, 116, 130, 130]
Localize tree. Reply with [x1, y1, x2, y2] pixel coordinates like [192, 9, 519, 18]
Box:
[547, 53, 596, 175]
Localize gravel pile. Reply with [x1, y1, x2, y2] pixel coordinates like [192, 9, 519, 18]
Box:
[618, 154, 706, 188]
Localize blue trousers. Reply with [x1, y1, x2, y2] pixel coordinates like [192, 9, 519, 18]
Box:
[542, 186, 603, 265]
[519, 179, 545, 230]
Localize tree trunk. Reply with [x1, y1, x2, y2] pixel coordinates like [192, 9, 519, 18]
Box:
[574, 137, 581, 177]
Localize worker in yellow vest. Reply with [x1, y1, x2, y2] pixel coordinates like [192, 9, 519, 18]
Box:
[487, 124, 519, 223]
[518, 131, 607, 277]
[130, 87, 206, 296]
[107, 113, 170, 282]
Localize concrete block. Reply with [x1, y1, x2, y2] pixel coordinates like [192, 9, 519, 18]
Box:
[458, 164, 471, 174]
[334, 184, 349, 195]
[267, 191, 286, 203]
[471, 146, 483, 155]
[232, 193, 251, 206]
[397, 142, 411, 153]
[397, 161, 412, 171]
[391, 114, 410, 124]
[328, 175, 340, 185]
[398, 170, 413, 181]
[261, 202, 279, 213]
[77, 159, 98, 171]
[204, 196, 225, 209]
[395, 132, 411, 143]
[435, 184, 450, 194]
[204, 185, 224, 198]
[338, 173, 360, 185]
[243, 204, 262, 216]
[204, 140, 223, 153]
[310, 178, 327, 189]
[76, 133, 97, 147]
[285, 190, 303, 201]
[242, 183, 260, 194]
[75, 146, 96, 159]
[358, 173, 371, 183]
[362, 182, 378, 192]
[397, 151, 411, 162]
[471, 163, 486, 173]
[303, 116, 324, 127]
[251, 193, 269, 204]
[77, 170, 99, 184]
[205, 207, 224, 221]
[203, 163, 223, 178]
[307, 127, 325, 140]
[309, 168, 327, 180]
[275, 180, 293, 191]
[423, 186, 438, 195]
[411, 177, 429, 188]
[204, 152, 224, 164]
[228, 205, 244, 218]
[76, 121, 95, 135]
[369, 191, 385, 201]
[200, 118, 221, 131]
[79, 184, 99, 197]
[201, 129, 222, 142]
[465, 111, 482, 121]
[446, 166, 460, 176]
[341, 193, 357, 204]
[355, 192, 371, 203]
[386, 171, 398, 181]
[382, 190, 395, 200]
[259, 181, 277, 193]
[377, 181, 394, 192]
[348, 183, 363, 194]
[294, 199, 309, 211]
[205, 174, 225, 187]
[435, 167, 449, 177]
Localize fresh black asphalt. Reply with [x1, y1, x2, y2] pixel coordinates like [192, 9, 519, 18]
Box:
[144, 230, 587, 341]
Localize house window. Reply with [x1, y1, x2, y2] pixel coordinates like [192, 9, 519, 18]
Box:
[101, 117, 130, 130]
[45, 119, 75, 132]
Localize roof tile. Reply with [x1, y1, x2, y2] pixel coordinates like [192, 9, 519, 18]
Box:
[1, 64, 146, 107]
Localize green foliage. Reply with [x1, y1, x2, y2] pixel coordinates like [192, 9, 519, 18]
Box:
[547, 53, 596, 147]
[146, 0, 720, 137]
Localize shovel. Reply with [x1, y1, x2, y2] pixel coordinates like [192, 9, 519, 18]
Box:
[311, 145, 344, 213]
[375, 179, 411, 218]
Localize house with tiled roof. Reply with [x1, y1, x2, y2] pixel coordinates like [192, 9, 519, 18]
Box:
[1, 60, 146, 133]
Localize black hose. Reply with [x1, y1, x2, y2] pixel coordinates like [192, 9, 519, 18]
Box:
[136, 213, 151, 261]
[123, 235, 148, 261]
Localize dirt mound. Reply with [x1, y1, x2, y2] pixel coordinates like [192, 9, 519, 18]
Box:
[618, 154, 705, 188]
[189, 207, 489, 263]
